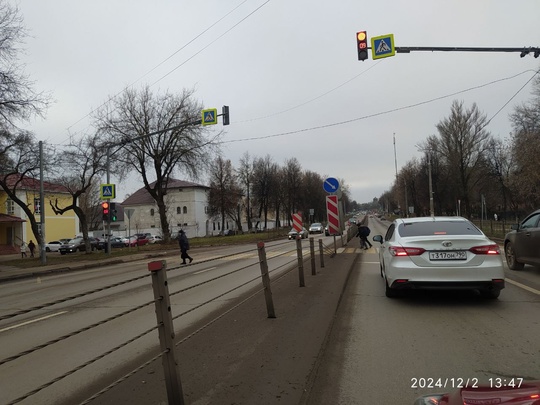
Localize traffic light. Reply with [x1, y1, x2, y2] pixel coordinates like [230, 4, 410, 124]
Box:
[222, 105, 230, 126]
[110, 202, 117, 222]
[356, 31, 368, 61]
[101, 201, 109, 221]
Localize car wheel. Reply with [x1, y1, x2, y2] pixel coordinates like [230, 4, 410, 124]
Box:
[505, 242, 524, 270]
[46, 247, 51, 252]
[380, 264, 384, 278]
[385, 279, 398, 298]
[480, 289, 500, 299]
[60, 252, 66, 255]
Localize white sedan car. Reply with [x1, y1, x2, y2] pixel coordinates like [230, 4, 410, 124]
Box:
[372, 216, 505, 299]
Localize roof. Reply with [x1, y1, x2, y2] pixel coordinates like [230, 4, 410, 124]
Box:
[396, 216, 468, 223]
[122, 179, 209, 205]
[2, 174, 69, 194]
[0, 213, 26, 223]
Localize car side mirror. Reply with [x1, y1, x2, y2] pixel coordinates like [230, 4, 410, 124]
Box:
[372, 235, 383, 244]
[511, 224, 519, 231]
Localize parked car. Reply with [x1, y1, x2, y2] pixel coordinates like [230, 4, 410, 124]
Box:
[288, 227, 308, 240]
[308, 222, 324, 234]
[504, 208, 540, 270]
[59, 237, 100, 254]
[45, 241, 63, 252]
[97, 237, 126, 250]
[372, 216, 505, 299]
[146, 235, 162, 243]
[124, 235, 149, 247]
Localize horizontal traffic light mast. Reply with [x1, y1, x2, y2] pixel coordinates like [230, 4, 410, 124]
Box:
[394, 46, 540, 58]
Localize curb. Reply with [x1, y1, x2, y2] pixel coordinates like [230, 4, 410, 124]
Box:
[0, 253, 171, 283]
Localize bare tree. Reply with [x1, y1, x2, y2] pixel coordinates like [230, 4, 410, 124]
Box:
[94, 85, 221, 242]
[0, 1, 51, 250]
[282, 157, 303, 225]
[509, 74, 540, 211]
[237, 152, 254, 231]
[0, 130, 54, 248]
[301, 170, 326, 222]
[0, 1, 49, 128]
[252, 155, 278, 230]
[435, 100, 493, 217]
[207, 156, 243, 234]
[48, 134, 107, 253]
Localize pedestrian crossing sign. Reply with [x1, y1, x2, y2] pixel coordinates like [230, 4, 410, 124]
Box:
[201, 108, 218, 126]
[371, 34, 395, 60]
[100, 184, 116, 199]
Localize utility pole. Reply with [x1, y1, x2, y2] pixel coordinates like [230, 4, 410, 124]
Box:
[428, 153, 434, 217]
[39, 141, 46, 265]
[393, 133, 400, 215]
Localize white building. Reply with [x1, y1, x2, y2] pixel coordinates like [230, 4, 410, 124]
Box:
[121, 179, 211, 238]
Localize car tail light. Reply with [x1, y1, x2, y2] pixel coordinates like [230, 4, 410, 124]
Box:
[469, 244, 500, 255]
[389, 246, 426, 256]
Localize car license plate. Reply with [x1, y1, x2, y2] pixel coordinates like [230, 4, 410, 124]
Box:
[429, 251, 466, 261]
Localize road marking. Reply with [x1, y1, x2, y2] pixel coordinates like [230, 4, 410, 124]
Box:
[505, 278, 540, 295]
[0, 311, 68, 333]
[194, 267, 217, 274]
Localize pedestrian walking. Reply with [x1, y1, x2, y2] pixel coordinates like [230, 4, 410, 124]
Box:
[177, 230, 193, 264]
[20, 241, 27, 258]
[28, 240, 36, 257]
[356, 224, 372, 250]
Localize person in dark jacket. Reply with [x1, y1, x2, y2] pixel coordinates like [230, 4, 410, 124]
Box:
[177, 230, 193, 264]
[356, 224, 372, 250]
[28, 240, 36, 257]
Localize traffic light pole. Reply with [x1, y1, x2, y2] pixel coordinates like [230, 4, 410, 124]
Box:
[106, 147, 112, 255]
[392, 46, 540, 57]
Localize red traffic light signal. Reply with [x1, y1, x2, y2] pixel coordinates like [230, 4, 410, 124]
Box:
[356, 31, 368, 61]
[101, 201, 110, 220]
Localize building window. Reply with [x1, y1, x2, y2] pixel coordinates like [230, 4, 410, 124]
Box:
[204, 206, 208, 214]
[183, 206, 187, 214]
[6, 199, 14, 215]
[177, 207, 181, 214]
[150, 208, 155, 216]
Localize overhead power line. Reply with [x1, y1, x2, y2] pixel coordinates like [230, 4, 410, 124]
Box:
[223, 69, 540, 144]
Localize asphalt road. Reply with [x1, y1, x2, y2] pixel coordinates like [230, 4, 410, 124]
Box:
[1, 220, 539, 404]
[304, 219, 540, 404]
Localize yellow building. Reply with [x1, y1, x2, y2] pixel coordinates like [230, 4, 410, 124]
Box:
[0, 175, 79, 255]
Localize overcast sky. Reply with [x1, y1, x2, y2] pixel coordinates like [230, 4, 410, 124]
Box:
[15, 0, 540, 204]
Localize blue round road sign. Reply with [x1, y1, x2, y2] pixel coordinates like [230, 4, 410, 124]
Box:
[323, 177, 340, 193]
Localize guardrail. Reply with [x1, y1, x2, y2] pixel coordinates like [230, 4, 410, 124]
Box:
[0, 234, 351, 405]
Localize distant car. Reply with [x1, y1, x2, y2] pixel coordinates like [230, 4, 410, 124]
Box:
[324, 226, 340, 236]
[125, 235, 149, 247]
[147, 235, 162, 243]
[45, 241, 63, 252]
[59, 237, 100, 254]
[504, 208, 540, 270]
[288, 227, 308, 240]
[308, 223, 324, 234]
[98, 237, 126, 249]
[373, 216, 505, 299]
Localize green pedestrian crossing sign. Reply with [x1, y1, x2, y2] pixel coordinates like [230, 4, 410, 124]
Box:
[100, 184, 116, 199]
[371, 34, 395, 60]
[201, 108, 218, 126]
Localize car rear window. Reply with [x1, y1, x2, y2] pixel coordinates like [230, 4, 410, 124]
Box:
[398, 221, 482, 237]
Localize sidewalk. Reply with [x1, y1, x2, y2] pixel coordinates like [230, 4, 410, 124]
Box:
[0, 251, 172, 283]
